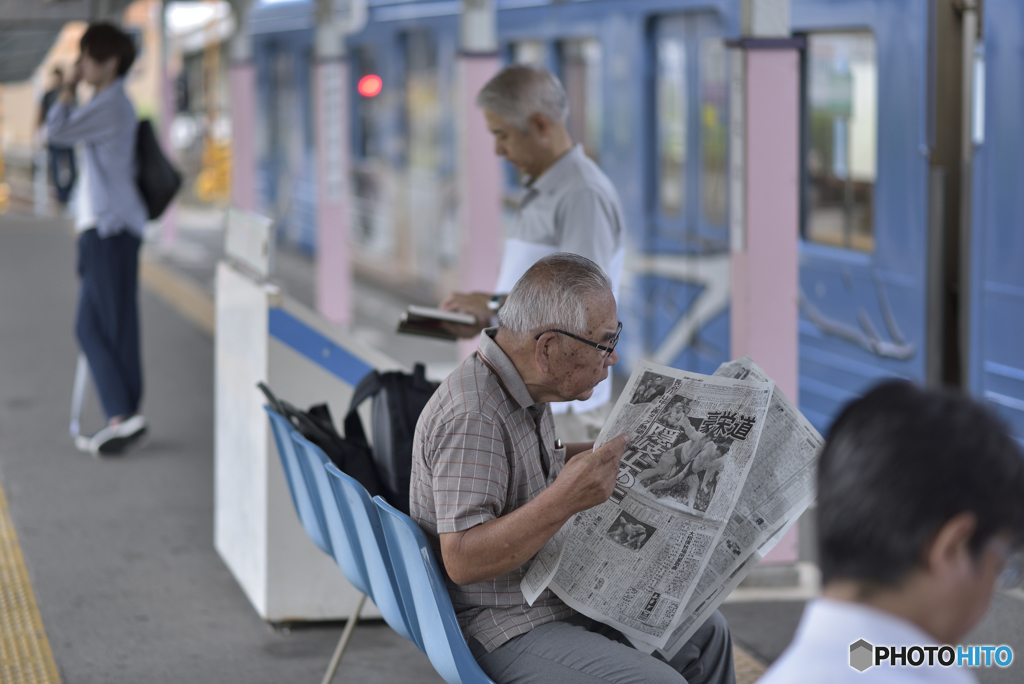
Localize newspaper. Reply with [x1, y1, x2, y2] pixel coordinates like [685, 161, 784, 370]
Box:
[521, 357, 822, 652]
[522, 361, 775, 648]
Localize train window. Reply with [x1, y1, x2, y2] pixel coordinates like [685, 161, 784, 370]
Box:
[700, 38, 728, 227]
[559, 39, 603, 164]
[404, 31, 440, 171]
[656, 36, 687, 218]
[805, 32, 877, 252]
[512, 41, 546, 66]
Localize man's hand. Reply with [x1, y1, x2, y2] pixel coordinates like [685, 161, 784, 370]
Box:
[59, 60, 82, 106]
[439, 434, 628, 586]
[439, 291, 492, 338]
[550, 434, 628, 515]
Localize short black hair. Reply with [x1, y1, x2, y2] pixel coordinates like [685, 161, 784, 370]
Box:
[817, 380, 1024, 587]
[80, 23, 136, 77]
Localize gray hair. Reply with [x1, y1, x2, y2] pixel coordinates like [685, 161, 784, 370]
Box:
[499, 253, 612, 337]
[475, 64, 569, 131]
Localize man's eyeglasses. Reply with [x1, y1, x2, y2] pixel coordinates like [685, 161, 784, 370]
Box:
[535, 321, 622, 359]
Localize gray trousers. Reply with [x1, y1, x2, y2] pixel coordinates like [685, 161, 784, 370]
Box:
[471, 611, 735, 684]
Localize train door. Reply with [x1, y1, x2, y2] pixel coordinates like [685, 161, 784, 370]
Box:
[254, 31, 317, 252]
[350, 42, 396, 258]
[402, 29, 458, 286]
[968, 0, 1024, 441]
[640, 12, 731, 375]
[792, 0, 931, 431]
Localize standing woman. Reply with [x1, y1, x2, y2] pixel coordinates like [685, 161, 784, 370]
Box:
[47, 23, 148, 456]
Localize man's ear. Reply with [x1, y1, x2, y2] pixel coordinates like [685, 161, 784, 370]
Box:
[534, 331, 557, 375]
[925, 512, 978, 583]
[528, 113, 551, 141]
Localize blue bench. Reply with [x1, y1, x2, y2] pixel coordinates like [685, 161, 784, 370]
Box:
[267, 406, 494, 683]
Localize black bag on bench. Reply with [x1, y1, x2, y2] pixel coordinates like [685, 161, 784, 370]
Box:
[345, 364, 439, 514]
[258, 382, 382, 498]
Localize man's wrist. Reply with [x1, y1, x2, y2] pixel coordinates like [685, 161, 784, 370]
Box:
[486, 293, 507, 313]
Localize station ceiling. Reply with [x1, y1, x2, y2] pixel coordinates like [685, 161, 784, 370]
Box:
[0, 0, 135, 83]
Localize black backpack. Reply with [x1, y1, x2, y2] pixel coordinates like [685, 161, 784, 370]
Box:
[258, 382, 383, 499]
[135, 119, 182, 220]
[345, 364, 439, 514]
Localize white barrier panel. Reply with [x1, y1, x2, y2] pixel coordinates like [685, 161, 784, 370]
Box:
[214, 260, 401, 622]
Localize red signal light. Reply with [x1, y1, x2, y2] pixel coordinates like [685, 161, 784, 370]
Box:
[358, 74, 383, 98]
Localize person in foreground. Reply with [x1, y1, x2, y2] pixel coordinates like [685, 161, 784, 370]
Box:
[411, 253, 735, 684]
[46, 23, 148, 456]
[760, 381, 1024, 683]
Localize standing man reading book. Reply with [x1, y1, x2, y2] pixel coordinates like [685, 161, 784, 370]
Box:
[414, 254, 735, 684]
[440, 65, 626, 442]
[47, 23, 149, 456]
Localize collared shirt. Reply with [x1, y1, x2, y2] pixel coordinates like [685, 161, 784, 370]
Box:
[46, 79, 148, 238]
[760, 599, 978, 684]
[495, 144, 626, 414]
[410, 328, 574, 653]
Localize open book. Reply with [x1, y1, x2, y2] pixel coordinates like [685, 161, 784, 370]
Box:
[521, 357, 823, 656]
[397, 306, 477, 341]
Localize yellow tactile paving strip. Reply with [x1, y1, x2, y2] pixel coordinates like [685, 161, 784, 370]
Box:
[0, 482, 61, 684]
[735, 644, 766, 683]
[139, 256, 215, 337]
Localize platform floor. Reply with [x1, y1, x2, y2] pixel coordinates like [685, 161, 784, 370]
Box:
[0, 210, 1021, 683]
[0, 214, 441, 683]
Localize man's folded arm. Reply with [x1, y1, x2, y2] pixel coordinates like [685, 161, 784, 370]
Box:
[46, 100, 117, 147]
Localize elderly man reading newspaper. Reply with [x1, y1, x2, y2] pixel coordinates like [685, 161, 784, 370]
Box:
[411, 253, 735, 684]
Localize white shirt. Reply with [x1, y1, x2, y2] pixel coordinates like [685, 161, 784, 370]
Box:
[496, 145, 626, 414]
[75, 149, 94, 233]
[760, 599, 978, 684]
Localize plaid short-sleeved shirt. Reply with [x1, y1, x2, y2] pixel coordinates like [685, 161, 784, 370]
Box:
[410, 329, 575, 652]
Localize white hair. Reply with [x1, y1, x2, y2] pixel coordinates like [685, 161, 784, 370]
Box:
[498, 253, 612, 337]
[475, 64, 569, 131]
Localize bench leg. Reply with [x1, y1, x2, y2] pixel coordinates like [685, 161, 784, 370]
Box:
[321, 592, 367, 684]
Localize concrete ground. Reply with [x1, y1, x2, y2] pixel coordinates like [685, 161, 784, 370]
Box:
[1, 208, 1021, 682]
[0, 213, 442, 683]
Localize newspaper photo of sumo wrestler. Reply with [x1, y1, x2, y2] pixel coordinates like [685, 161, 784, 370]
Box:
[634, 396, 736, 515]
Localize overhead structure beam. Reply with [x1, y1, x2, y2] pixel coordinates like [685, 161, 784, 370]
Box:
[0, 0, 135, 82]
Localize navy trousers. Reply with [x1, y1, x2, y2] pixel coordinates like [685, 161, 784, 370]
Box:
[48, 145, 76, 205]
[76, 229, 142, 421]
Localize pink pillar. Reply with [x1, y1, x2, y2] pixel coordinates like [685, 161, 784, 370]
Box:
[457, 55, 503, 358]
[458, 55, 503, 294]
[313, 58, 353, 326]
[731, 48, 801, 564]
[229, 62, 258, 212]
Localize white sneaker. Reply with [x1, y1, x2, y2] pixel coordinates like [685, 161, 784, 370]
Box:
[74, 434, 92, 453]
[89, 415, 148, 457]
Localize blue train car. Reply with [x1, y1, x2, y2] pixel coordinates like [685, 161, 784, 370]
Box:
[969, 0, 1024, 443]
[344, 0, 741, 376]
[248, 0, 1020, 438]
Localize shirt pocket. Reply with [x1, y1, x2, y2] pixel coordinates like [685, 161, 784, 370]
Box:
[547, 444, 567, 485]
